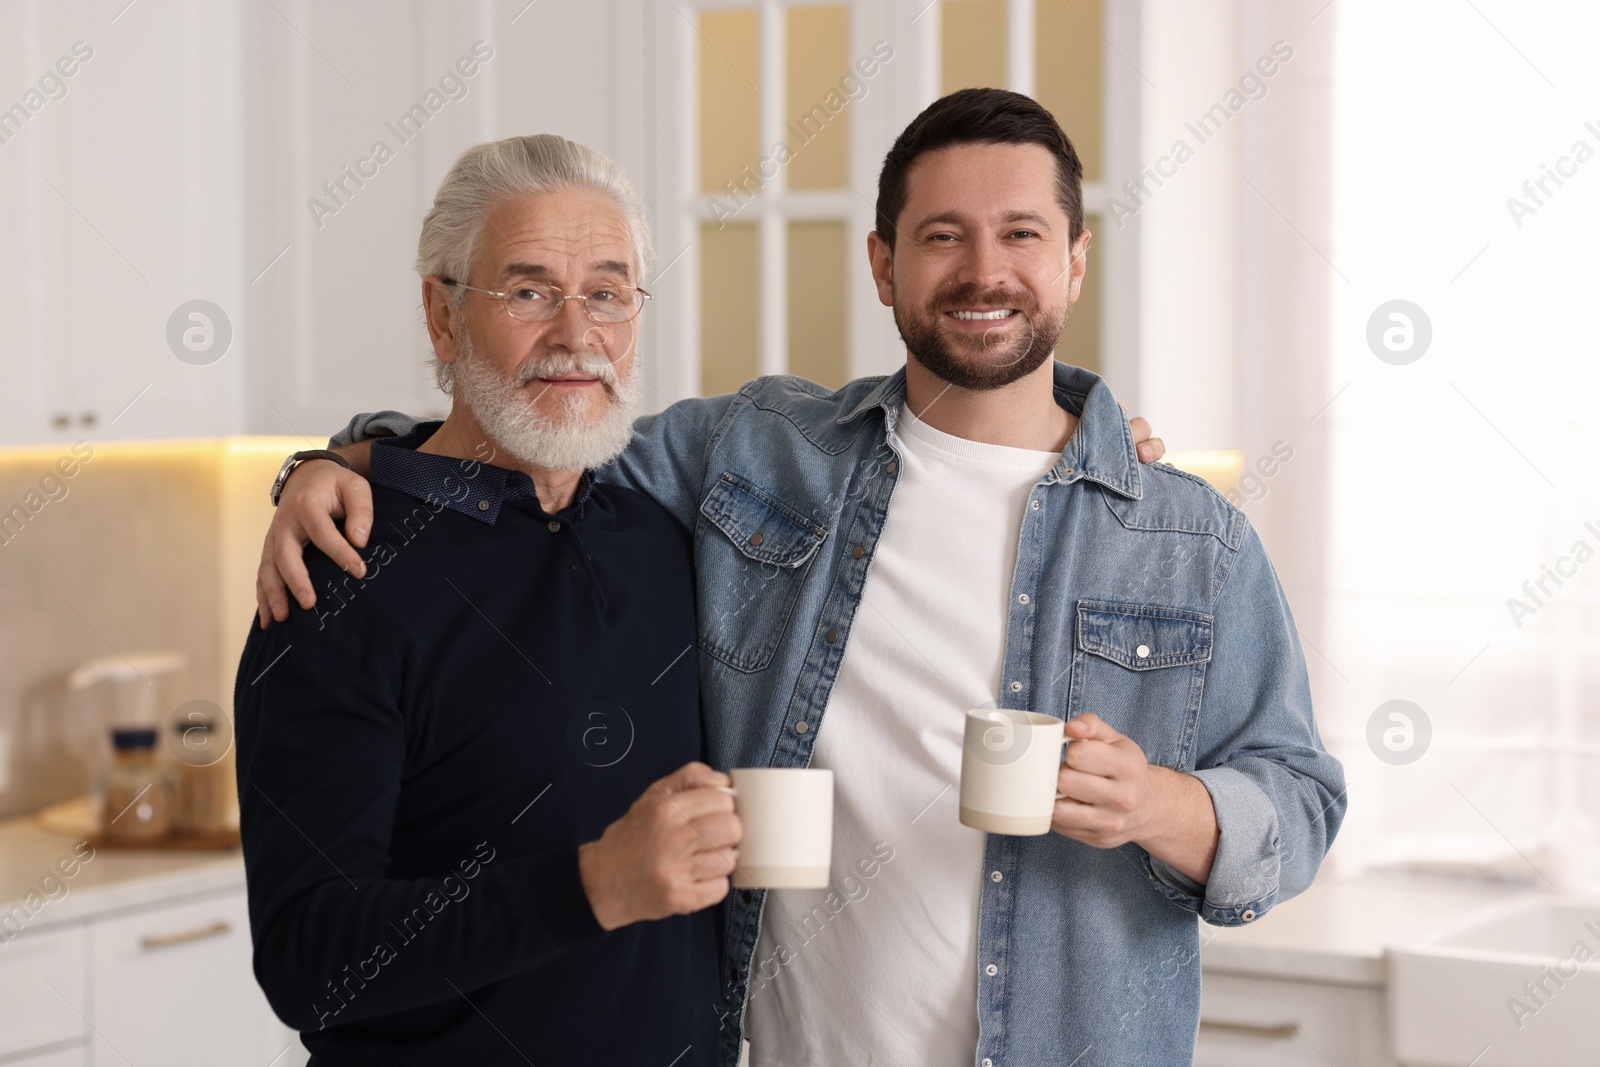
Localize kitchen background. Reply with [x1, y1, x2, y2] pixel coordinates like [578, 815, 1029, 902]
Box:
[1, 1, 1595, 1065]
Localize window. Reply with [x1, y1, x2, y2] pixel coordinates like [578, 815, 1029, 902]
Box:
[651, 0, 1122, 405]
[1324, 1, 1600, 883]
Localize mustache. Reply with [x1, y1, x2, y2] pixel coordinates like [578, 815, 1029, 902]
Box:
[512, 353, 621, 390]
[929, 283, 1039, 313]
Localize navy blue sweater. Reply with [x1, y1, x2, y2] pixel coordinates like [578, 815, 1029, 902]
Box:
[235, 437, 719, 1065]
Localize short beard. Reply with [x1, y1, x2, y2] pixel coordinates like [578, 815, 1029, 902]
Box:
[894, 281, 1065, 391]
[451, 329, 642, 473]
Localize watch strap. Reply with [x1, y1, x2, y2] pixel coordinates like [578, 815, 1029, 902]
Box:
[271, 449, 354, 507]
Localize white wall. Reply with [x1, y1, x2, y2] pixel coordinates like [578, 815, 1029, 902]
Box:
[1137, 0, 1243, 450]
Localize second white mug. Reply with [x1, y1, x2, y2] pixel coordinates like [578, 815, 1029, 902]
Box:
[726, 767, 834, 889]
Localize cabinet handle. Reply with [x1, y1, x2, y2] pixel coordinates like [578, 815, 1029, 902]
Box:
[1198, 1018, 1299, 1040]
[140, 919, 231, 951]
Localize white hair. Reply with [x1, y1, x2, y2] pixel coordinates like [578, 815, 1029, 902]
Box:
[416, 134, 654, 393]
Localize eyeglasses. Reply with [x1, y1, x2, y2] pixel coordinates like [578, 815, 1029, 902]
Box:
[441, 278, 652, 324]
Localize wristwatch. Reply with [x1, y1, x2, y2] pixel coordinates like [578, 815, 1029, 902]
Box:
[270, 449, 354, 507]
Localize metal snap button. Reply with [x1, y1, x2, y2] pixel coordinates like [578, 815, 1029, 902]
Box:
[1135, 644, 1150, 659]
[749, 532, 764, 546]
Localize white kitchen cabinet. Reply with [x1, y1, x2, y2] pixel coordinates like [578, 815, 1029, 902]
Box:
[1195, 972, 1395, 1067]
[1, 0, 639, 446]
[87, 888, 300, 1067]
[236, 1, 621, 440]
[0, 1, 249, 447]
[0, 923, 86, 1060]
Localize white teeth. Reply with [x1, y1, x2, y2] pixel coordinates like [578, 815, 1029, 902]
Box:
[949, 309, 1014, 320]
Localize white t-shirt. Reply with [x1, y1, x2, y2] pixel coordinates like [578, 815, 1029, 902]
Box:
[744, 410, 1061, 1067]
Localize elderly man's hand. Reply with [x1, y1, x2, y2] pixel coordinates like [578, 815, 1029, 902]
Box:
[1125, 407, 1165, 464]
[256, 450, 375, 628]
[578, 762, 742, 931]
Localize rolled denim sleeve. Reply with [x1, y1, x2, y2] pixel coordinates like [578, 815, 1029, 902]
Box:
[1144, 521, 1346, 926]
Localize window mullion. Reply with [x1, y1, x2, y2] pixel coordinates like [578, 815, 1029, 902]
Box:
[758, 0, 788, 377]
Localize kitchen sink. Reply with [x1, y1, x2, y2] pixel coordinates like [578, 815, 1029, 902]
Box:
[1387, 896, 1600, 1066]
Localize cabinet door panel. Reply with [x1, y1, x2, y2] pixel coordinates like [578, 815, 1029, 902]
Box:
[88, 890, 296, 1067]
[0, 923, 86, 1058]
[1196, 973, 1394, 1067]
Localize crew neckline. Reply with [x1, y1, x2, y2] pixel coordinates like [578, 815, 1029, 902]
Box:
[896, 408, 1063, 471]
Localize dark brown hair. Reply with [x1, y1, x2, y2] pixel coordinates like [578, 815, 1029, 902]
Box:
[874, 87, 1084, 251]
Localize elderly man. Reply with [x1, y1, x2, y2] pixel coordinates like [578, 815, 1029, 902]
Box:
[258, 90, 1339, 1067]
[235, 136, 739, 1065]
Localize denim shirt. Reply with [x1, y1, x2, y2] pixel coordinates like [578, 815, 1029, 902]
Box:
[339, 362, 1346, 1067]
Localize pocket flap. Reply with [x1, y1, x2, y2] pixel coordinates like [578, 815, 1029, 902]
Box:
[700, 472, 827, 569]
[1076, 600, 1213, 670]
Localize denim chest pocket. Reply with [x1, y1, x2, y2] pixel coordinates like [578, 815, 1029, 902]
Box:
[696, 472, 827, 673]
[1068, 600, 1213, 768]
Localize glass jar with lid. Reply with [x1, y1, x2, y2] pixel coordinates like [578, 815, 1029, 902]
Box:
[101, 728, 173, 843]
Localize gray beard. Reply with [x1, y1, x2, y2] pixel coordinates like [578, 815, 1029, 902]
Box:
[451, 330, 642, 472]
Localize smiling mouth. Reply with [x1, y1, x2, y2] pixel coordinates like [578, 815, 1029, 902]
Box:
[946, 308, 1019, 322]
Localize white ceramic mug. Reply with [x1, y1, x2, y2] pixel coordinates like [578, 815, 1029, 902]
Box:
[725, 768, 834, 888]
[958, 709, 1067, 836]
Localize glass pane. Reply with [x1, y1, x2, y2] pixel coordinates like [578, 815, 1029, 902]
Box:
[786, 220, 849, 389]
[1055, 211, 1101, 375]
[786, 5, 850, 190]
[699, 8, 761, 195]
[941, 0, 1007, 95]
[700, 222, 761, 397]
[1036, 0, 1103, 183]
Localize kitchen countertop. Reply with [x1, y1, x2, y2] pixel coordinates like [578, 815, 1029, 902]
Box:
[1200, 872, 1529, 986]
[0, 813, 245, 932]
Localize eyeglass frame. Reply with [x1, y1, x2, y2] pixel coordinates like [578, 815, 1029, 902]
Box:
[438, 277, 653, 325]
